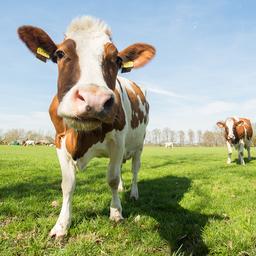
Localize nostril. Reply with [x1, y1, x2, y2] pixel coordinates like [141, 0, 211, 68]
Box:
[103, 95, 114, 111]
[76, 91, 85, 101]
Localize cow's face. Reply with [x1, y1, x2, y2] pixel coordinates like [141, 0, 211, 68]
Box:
[217, 118, 244, 141]
[18, 16, 155, 131]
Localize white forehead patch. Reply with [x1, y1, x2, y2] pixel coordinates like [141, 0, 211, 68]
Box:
[65, 16, 112, 89]
[226, 118, 235, 137]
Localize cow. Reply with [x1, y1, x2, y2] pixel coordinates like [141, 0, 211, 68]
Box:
[164, 142, 174, 148]
[216, 117, 253, 165]
[24, 140, 35, 146]
[18, 16, 155, 238]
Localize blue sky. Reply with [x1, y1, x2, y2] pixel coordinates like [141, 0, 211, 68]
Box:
[1, 0, 256, 133]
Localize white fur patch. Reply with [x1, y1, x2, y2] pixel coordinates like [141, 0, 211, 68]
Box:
[65, 16, 112, 89]
[58, 16, 114, 119]
[225, 118, 235, 139]
[66, 16, 111, 38]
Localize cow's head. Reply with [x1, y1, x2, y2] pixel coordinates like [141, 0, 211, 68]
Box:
[18, 16, 155, 131]
[217, 118, 244, 141]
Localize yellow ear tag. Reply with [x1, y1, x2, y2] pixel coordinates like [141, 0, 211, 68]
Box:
[36, 47, 50, 62]
[121, 61, 134, 73]
[121, 61, 134, 69]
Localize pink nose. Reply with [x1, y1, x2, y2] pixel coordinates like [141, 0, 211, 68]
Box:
[73, 85, 115, 118]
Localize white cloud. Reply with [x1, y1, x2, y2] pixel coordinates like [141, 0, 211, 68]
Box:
[200, 101, 236, 115]
[147, 92, 256, 131]
[147, 87, 188, 99]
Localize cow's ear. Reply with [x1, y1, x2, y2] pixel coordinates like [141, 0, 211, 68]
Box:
[217, 121, 225, 128]
[118, 43, 155, 72]
[236, 120, 244, 127]
[17, 26, 57, 63]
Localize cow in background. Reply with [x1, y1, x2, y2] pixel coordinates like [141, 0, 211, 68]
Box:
[217, 117, 253, 165]
[164, 142, 174, 148]
[24, 140, 35, 146]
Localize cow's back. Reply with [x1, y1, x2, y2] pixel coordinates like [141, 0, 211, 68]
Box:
[235, 118, 253, 141]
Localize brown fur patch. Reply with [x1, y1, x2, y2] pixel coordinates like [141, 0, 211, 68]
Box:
[56, 39, 80, 101]
[235, 118, 253, 140]
[125, 82, 149, 129]
[102, 43, 119, 90]
[49, 96, 66, 148]
[118, 43, 156, 68]
[17, 26, 57, 62]
[49, 89, 125, 160]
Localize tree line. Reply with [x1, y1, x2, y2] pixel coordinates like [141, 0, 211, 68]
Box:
[145, 127, 256, 146]
[1, 125, 256, 147]
[0, 129, 54, 145]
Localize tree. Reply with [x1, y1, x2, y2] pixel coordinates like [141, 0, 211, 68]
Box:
[169, 130, 176, 143]
[178, 130, 185, 146]
[202, 131, 215, 146]
[3, 129, 26, 143]
[197, 130, 202, 145]
[161, 127, 169, 143]
[151, 129, 161, 144]
[188, 129, 195, 145]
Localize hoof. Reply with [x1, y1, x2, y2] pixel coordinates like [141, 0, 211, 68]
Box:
[130, 185, 139, 200]
[109, 207, 124, 222]
[49, 223, 67, 239]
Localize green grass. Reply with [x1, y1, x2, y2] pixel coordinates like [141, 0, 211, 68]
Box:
[1, 145, 256, 255]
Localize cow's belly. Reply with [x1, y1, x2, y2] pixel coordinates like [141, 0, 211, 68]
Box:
[123, 123, 147, 161]
[75, 124, 147, 170]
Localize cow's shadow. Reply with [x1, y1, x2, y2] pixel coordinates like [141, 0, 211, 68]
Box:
[231, 156, 256, 164]
[122, 175, 221, 255]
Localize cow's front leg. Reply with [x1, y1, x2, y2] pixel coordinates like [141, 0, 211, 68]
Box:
[50, 147, 76, 238]
[226, 141, 232, 164]
[107, 140, 124, 222]
[238, 139, 245, 165]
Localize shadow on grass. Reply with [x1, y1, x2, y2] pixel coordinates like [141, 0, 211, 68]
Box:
[123, 175, 221, 255]
[230, 156, 255, 165]
[0, 169, 221, 255]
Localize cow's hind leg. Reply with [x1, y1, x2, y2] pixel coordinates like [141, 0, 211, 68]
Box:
[50, 147, 76, 238]
[108, 140, 124, 222]
[238, 139, 245, 165]
[247, 142, 252, 161]
[130, 149, 142, 200]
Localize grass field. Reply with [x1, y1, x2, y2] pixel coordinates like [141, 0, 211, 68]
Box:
[1, 145, 256, 255]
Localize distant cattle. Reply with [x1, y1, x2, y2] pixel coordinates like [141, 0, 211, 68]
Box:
[18, 16, 155, 238]
[24, 140, 35, 146]
[164, 142, 174, 148]
[217, 117, 253, 165]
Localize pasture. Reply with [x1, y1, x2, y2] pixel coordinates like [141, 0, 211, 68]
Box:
[1, 145, 256, 255]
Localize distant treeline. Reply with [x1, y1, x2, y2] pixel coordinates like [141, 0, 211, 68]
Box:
[145, 125, 256, 147]
[1, 125, 256, 147]
[0, 129, 54, 145]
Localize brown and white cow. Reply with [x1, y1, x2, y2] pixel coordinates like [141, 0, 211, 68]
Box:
[217, 117, 253, 165]
[18, 16, 155, 238]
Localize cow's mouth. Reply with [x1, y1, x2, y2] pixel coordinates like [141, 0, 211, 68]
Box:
[64, 117, 102, 131]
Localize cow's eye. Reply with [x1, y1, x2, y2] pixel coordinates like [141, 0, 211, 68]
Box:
[55, 50, 65, 60]
[116, 56, 122, 67]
